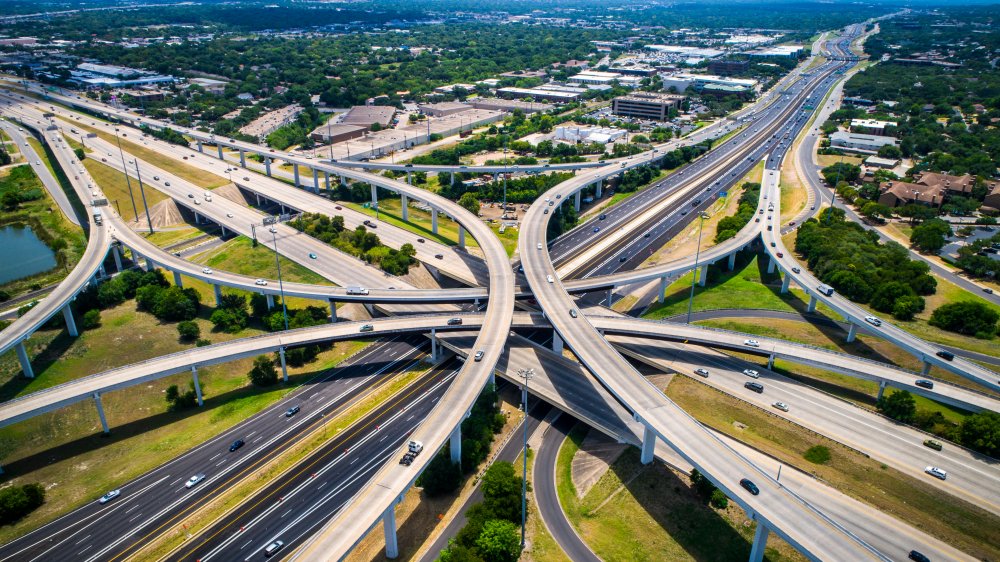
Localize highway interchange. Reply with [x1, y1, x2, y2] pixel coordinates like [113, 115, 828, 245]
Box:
[0, 18, 997, 562]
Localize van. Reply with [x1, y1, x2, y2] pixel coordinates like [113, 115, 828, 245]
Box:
[447, 318, 463, 326]
[935, 350, 954, 361]
[346, 287, 369, 295]
[744, 382, 764, 393]
[915, 379, 934, 389]
[264, 540, 284, 557]
[816, 284, 834, 297]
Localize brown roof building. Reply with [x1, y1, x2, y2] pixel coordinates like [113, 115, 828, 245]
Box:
[912, 171, 974, 196]
[878, 180, 946, 208]
[982, 182, 1000, 212]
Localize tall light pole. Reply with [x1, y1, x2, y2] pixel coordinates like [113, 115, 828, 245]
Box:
[133, 160, 153, 234]
[271, 229, 290, 331]
[113, 124, 138, 220]
[686, 212, 710, 324]
[517, 367, 534, 550]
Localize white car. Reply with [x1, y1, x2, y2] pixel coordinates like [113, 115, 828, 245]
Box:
[269, 226, 277, 233]
[694, 368, 709, 377]
[772, 401, 789, 412]
[864, 316, 882, 327]
[743, 369, 760, 379]
[546, 275, 554, 283]
[184, 474, 206, 488]
[98, 489, 121, 504]
[254, 279, 267, 286]
[924, 466, 947, 480]
[743, 339, 760, 348]
[202, 267, 213, 274]
[537, 243, 542, 250]
[226, 212, 234, 218]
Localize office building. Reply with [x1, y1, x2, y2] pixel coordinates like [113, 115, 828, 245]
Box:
[612, 92, 685, 121]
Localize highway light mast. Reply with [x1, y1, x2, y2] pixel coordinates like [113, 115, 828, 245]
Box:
[271, 229, 290, 331]
[686, 212, 710, 324]
[113, 124, 139, 221]
[517, 367, 534, 550]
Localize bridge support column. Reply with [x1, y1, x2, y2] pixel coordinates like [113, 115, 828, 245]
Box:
[62, 304, 78, 337]
[194, 212, 201, 224]
[749, 521, 770, 562]
[370, 184, 377, 207]
[293, 163, 300, 187]
[488, 369, 495, 389]
[340, 175, 347, 188]
[93, 393, 109, 434]
[595, 181, 602, 198]
[780, 274, 791, 294]
[383, 501, 400, 559]
[239, 150, 246, 168]
[264, 157, 272, 176]
[807, 295, 817, 313]
[877, 380, 887, 401]
[280, 204, 286, 215]
[16, 341, 34, 378]
[112, 245, 123, 272]
[191, 366, 204, 407]
[430, 329, 439, 362]
[325, 171, 331, 191]
[173, 271, 183, 288]
[767, 257, 776, 274]
[698, 266, 708, 287]
[458, 226, 465, 249]
[574, 191, 581, 213]
[767, 354, 775, 370]
[728, 252, 736, 270]
[431, 209, 439, 234]
[279, 347, 288, 383]
[266, 294, 275, 310]
[329, 301, 337, 322]
[640, 423, 656, 465]
[401, 194, 408, 221]
[922, 361, 931, 375]
[214, 284, 222, 306]
[196, 140, 203, 153]
[255, 193, 262, 206]
[552, 331, 563, 354]
[846, 323, 857, 343]
[146, 257, 156, 273]
[364, 303, 375, 317]
[407, 171, 412, 185]
[606, 288, 613, 306]
[450, 172, 455, 187]
[220, 225, 227, 237]
[450, 425, 462, 465]
[313, 168, 319, 193]
[217, 145, 224, 160]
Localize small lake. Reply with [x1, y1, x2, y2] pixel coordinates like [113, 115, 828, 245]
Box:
[0, 224, 58, 284]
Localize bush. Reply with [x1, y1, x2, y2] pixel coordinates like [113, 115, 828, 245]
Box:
[177, 320, 201, 341]
[929, 301, 999, 339]
[165, 382, 200, 411]
[418, 453, 463, 497]
[804, 445, 831, 464]
[81, 309, 101, 330]
[248, 356, 279, 386]
[709, 489, 729, 509]
[0, 483, 45, 525]
[877, 390, 916, 424]
[474, 519, 521, 562]
[959, 411, 1000, 458]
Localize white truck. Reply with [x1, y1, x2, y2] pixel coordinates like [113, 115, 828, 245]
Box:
[92, 209, 103, 225]
[346, 286, 369, 295]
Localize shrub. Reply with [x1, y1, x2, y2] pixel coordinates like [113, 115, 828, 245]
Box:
[709, 489, 729, 509]
[81, 309, 101, 330]
[929, 301, 999, 339]
[804, 445, 831, 464]
[165, 383, 199, 411]
[474, 519, 521, 562]
[877, 390, 916, 423]
[418, 453, 463, 497]
[0, 483, 45, 525]
[177, 320, 201, 341]
[248, 356, 278, 386]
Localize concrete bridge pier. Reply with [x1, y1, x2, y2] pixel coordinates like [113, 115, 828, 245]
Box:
[220, 225, 228, 237]
[574, 191, 581, 213]
[239, 150, 246, 168]
[780, 274, 791, 294]
[196, 140, 203, 153]
[214, 284, 222, 307]
[191, 366, 204, 406]
[877, 380, 887, 401]
[313, 168, 320, 193]
[280, 204, 287, 215]
[605, 288, 613, 306]
[264, 157, 272, 176]
[279, 347, 288, 383]
[401, 194, 409, 221]
[552, 331, 564, 354]
[16, 342, 34, 378]
[62, 304, 78, 337]
[659, 277, 668, 304]
[370, 185, 377, 208]
[458, 226, 465, 249]
[293, 163, 300, 187]
[173, 271, 183, 288]
[217, 145, 224, 160]
[430, 329, 439, 362]
[595, 180, 602, 199]
[93, 392, 109, 434]
[111, 245, 123, 272]
[450, 172, 455, 187]
[450, 425, 462, 465]
[767, 257, 776, 274]
[406, 171, 412, 185]
[749, 521, 770, 562]
[329, 301, 337, 322]
[255, 193, 262, 206]
[728, 252, 737, 270]
[325, 171, 331, 191]
[363, 303, 375, 317]
[767, 354, 775, 370]
[383, 498, 403, 559]
[266, 294, 275, 310]
[194, 212, 201, 224]
[146, 257, 157, 273]
[640, 423, 656, 464]
[340, 175, 348, 188]
[807, 295, 817, 313]
[922, 361, 932, 375]
[698, 265, 708, 287]
[431, 209, 439, 234]
[846, 322, 857, 343]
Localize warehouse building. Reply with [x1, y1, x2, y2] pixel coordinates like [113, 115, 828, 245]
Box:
[470, 98, 554, 114]
[340, 105, 396, 130]
[829, 131, 898, 153]
[310, 123, 368, 144]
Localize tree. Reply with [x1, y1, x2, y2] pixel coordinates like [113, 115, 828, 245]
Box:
[877, 390, 916, 423]
[960, 411, 1000, 457]
[877, 144, 902, 159]
[474, 519, 521, 562]
[821, 162, 861, 185]
[81, 309, 101, 330]
[74, 147, 86, 160]
[0, 483, 45, 525]
[248, 355, 278, 386]
[860, 202, 891, 222]
[479, 462, 524, 523]
[418, 453, 462, 497]
[910, 218, 952, 253]
[929, 301, 999, 338]
[177, 320, 201, 341]
[709, 489, 729, 509]
[458, 192, 481, 216]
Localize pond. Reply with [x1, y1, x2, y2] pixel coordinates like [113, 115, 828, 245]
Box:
[0, 224, 58, 285]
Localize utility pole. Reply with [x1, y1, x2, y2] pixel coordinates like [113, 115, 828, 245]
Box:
[686, 212, 710, 324]
[133, 160, 153, 234]
[517, 367, 534, 551]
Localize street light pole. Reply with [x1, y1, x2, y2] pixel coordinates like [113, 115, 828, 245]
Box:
[518, 367, 534, 551]
[686, 212, 709, 324]
[271, 230, 290, 331]
[113, 125, 138, 220]
[133, 160, 153, 235]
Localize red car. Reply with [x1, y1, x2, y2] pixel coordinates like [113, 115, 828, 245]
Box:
[776, 252, 784, 258]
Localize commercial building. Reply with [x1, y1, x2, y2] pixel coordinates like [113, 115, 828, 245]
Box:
[850, 119, 896, 135]
[567, 71, 642, 88]
[340, 105, 397, 130]
[660, 73, 758, 94]
[612, 92, 686, 121]
[310, 123, 367, 144]
[432, 83, 477, 95]
[748, 45, 805, 58]
[186, 78, 227, 95]
[829, 131, 898, 153]
[708, 59, 750, 76]
[117, 89, 167, 103]
[417, 102, 471, 117]
[470, 98, 554, 114]
[982, 182, 1000, 212]
[864, 155, 899, 169]
[496, 87, 581, 103]
[554, 126, 626, 144]
[608, 65, 657, 77]
[240, 104, 303, 140]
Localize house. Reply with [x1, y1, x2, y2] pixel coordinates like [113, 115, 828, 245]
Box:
[912, 171, 974, 196]
[878, 180, 945, 208]
[982, 182, 1000, 212]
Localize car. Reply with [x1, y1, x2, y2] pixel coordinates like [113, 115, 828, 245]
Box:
[474, 350, 485, 361]
[908, 551, 930, 562]
[743, 339, 760, 348]
[229, 439, 245, 452]
[98, 489, 121, 504]
[334, 205, 342, 210]
[864, 316, 882, 327]
[599, 214, 607, 220]
[789, 221, 796, 226]
[556, 194, 561, 199]
[643, 232, 650, 238]
[153, 175, 160, 180]
[254, 279, 267, 286]
[915, 379, 934, 389]
[537, 243, 543, 250]
[285, 405, 300, 417]
[985, 288, 994, 294]
[755, 218, 760, 223]
[434, 254, 444, 259]
[776, 251, 783, 258]
[791, 267, 800, 274]
[935, 350, 954, 361]
[202, 267, 213, 274]
[593, 227, 600, 233]
[744, 381, 764, 393]
[772, 401, 789, 412]
[417, 238, 425, 243]
[187, 193, 194, 198]
[546, 275, 554, 283]
[264, 540, 284, 557]
[243, 176, 250, 181]
[924, 466, 947, 480]
[164, 181, 171, 186]
[694, 368, 709, 377]
[743, 369, 760, 378]
[569, 309, 578, 318]
[543, 208, 549, 214]
[739, 478, 760, 495]
[184, 474, 206, 489]
[447, 318, 463, 326]
[923, 439, 943, 451]
[400, 453, 414, 466]
[360, 324, 374, 332]
[548, 201, 554, 206]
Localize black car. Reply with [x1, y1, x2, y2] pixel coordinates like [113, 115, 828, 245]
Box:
[908, 551, 930, 562]
[285, 405, 300, 417]
[744, 381, 764, 393]
[935, 350, 954, 361]
[229, 439, 245, 452]
[599, 214, 607, 220]
[739, 478, 760, 496]
[915, 379, 934, 389]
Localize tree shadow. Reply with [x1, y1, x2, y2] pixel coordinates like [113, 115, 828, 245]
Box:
[0, 330, 77, 402]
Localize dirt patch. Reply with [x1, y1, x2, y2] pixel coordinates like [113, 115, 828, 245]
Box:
[570, 430, 627, 499]
[213, 183, 251, 207]
[132, 197, 185, 230]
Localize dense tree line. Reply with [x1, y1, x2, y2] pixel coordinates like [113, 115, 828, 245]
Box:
[714, 182, 761, 243]
[439, 173, 573, 204]
[0, 483, 44, 525]
[0, 165, 45, 211]
[929, 301, 999, 339]
[437, 462, 525, 562]
[288, 213, 416, 275]
[795, 208, 936, 320]
[954, 232, 1000, 279]
[878, 390, 1000, 457]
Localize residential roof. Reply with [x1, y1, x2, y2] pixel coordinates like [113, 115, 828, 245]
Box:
[914, 171, 974, 194]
